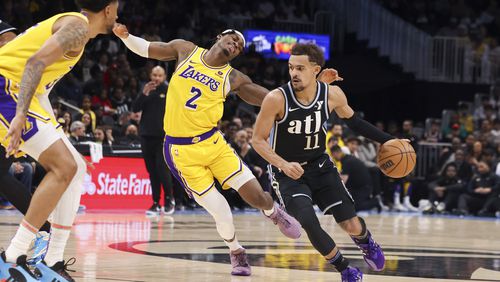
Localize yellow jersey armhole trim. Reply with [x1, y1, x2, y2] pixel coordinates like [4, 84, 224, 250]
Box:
[222, 67, 233, 99]
[174, 46, 199, 73]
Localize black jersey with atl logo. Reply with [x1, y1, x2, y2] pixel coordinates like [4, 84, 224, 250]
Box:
[270, 81, 330, 167]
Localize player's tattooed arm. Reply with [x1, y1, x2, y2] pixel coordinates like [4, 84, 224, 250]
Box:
[4, 17, 89, 157]
[16, 17, 89, 116]
[229, 69, 269, 106]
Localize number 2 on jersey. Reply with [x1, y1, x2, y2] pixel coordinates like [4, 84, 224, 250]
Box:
[185, 87, 202, 110]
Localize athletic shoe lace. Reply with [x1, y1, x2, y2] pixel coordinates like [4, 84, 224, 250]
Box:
[57, 258, 76, 279]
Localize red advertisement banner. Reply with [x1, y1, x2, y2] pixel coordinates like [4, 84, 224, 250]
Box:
[81, 157, 152, 210]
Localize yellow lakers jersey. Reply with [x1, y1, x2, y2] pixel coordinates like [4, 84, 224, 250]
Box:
[0, 12, 88, 95]
[164, 46, 233, 137]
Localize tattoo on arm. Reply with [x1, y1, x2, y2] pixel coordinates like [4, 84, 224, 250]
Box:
[54, 20, 89, 53]
[16, 59, 46, 116]
[16, 19, 88, 116]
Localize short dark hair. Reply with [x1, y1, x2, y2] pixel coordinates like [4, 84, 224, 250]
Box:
[75, 0, 117, 13]
[290, 43, 325, 67]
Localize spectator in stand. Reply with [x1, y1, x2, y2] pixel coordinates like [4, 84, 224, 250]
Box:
[474, 96, 493, 124]
[9, 161, 34, 194]
[400, 119, 419, 147]
[325, 123, 346, 157]
[330, 145, 380, 212]
[81, 112, 94, 138]
[94, 127, 113, 146]
[458, 103, 474, 134]
[91, 89, 116, 117]
[443, 122, 465, 142]
[77, 95, 97, 129]
[424, 163, 465, 214]
[113, 111, 133, 139]
[492, 119, 500, 143]
[110, 88, 130, 115]
[118, 124, 141, 146]
[223, 122, 239, 142]
[424, 119, 442, 142]
[345, 136, 361, 158]
[468, 140, 484, 169]
[455, 161, 500, 216]
[357, 136, 389, 210]
[69, 121, 89, 145]
[475, 119, 495, 144]
[83, 65, 104, 97]
[61, 111, 73, 137]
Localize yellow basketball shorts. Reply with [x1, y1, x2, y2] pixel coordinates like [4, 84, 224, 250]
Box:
[164, 129, 255, 197]
[0, 75, 63, 159]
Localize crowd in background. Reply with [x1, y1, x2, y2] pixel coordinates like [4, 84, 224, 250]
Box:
[379, 0, 500, 81]
[0, 0, 499, 217]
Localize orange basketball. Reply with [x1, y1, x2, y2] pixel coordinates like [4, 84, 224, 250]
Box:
[377, 139, 416, 178]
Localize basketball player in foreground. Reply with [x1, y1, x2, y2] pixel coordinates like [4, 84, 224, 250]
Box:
[0, 1, 119, 281]
[113, 24, 340, 275]
[0, 18, 53, 267]
[253, 43, 405, 282]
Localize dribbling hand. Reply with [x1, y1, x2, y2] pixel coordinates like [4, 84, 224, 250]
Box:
[113, 23, 129, 39]
[281, 162, 304, 180]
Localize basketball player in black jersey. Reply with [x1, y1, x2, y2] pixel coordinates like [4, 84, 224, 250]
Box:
[253, 43, 402, 282]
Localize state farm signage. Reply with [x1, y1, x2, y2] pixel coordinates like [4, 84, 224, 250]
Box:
[80, 157, 152, 210]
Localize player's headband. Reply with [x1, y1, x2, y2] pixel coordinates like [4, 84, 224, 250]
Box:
[221, 29, 246, 48]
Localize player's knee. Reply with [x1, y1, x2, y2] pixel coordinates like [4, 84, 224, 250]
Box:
[293, 206, 319, 230]
[54, 158, 78, 185]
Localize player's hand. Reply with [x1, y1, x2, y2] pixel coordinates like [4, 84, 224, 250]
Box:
[399, 139, 411, 143]
[113, 23, 129, 39]
[3, 114, 26, 157]
[281, 162, 304, 180]
[317, 68, 343, 84]
[142, 81, 158, 96]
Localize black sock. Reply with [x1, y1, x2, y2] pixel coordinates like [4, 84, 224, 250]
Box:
[327, 250, 349, 272]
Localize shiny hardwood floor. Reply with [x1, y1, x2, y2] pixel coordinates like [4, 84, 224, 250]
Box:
[1, 210, 499, 282]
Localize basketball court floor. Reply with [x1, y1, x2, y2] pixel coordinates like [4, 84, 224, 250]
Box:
[1, 210, 499, 282]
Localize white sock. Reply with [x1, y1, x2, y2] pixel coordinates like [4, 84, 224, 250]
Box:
[5, 223, 37, 262]
[263, 206, 275, 216]
[44, 227, 71, 266]
[224, 236, 243, 252]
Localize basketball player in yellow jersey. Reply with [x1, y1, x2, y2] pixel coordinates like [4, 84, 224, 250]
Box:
[0, 1, 119, 281]
[114, 24, 339, 276]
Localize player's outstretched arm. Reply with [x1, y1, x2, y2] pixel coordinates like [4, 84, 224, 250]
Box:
[4, 16, 89, 156]
[329, 85, 395, 144]
[113, 23, 194, 61]
[229, 69, 269, 106]
[252, 90, 304, 180]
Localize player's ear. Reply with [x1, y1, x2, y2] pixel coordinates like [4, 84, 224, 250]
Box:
[217, 34, 222, 41]
[314, 65, 321, 76]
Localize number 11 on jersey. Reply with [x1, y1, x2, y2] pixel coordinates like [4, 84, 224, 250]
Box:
[305, 133, 320, 150]
[185, 86, 202, 110]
